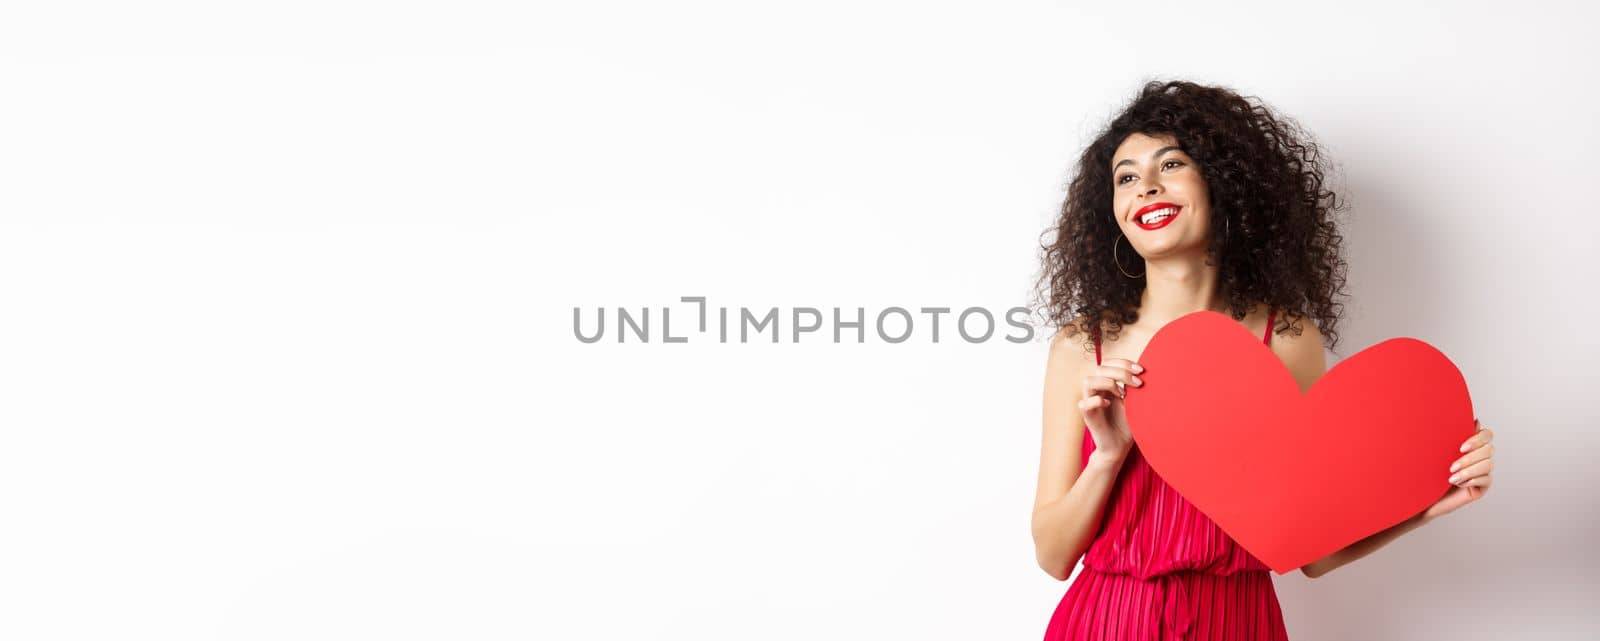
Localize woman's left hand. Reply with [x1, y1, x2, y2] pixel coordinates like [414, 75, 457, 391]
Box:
[1424, 419, 1494, 521]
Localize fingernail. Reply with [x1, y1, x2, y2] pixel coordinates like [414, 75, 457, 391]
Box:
[1460, 442, 1470, 453]
[1132, 364, 1144, 373]
[1448, 474, 1460, 484]
[1131, 375, 1143, 386]
[1449, 462, 1459, 473]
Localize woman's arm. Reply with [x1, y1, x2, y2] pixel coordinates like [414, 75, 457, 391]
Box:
[1031, 330, 1129, 581]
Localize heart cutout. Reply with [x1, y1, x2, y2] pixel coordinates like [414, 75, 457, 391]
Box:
[1124, 311, 1474, 574]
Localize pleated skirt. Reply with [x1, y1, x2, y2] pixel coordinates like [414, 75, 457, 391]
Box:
[1043, 568, 1289, 641]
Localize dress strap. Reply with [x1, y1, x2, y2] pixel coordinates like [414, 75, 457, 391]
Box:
[1093, 325, 1102, 365]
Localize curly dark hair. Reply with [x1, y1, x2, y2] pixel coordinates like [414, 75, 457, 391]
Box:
[1032, 79, 1350, 354]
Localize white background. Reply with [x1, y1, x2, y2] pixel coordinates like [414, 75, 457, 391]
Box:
[2, 1, 1597, 639]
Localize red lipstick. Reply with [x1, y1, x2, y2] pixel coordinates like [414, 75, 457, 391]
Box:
[1133, 202, 1182, 231]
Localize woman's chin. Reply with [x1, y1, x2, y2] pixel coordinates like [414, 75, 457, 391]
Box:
[1134, 235, 1208, 261]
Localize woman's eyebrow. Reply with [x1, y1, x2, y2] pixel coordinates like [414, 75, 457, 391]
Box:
[1113, 145, 1182, 171]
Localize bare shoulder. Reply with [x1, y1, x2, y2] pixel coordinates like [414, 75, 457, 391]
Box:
[1041, 315, 1098, 440]
[1269, 308, 1326, 351]
[1046, 322, 1092, 389]
[1268, 309, 1328, 392]
[1049, 313, 1098, 361]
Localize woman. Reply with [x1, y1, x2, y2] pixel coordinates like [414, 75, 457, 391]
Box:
[1029, 80, 1496, 640]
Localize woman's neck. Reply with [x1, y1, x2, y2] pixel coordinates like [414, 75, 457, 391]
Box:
[1137, 254, 1226, 327]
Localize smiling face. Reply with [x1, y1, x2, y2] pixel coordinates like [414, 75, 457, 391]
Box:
[1110, 132, 1213, 260]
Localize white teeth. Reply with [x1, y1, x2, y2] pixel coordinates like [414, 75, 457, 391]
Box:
[1139, 207, 1177, 225]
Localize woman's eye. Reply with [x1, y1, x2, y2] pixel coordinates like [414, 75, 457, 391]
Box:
[1117, 162, 1181, 185]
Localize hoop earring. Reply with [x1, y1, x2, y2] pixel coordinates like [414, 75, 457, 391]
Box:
[1113, 233, 1144, 279]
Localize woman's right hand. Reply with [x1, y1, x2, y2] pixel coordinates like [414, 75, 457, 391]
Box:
[1078, 358, 1144, 461]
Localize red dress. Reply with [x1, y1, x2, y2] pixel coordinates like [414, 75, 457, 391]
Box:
[1043, 309, 1290, 641]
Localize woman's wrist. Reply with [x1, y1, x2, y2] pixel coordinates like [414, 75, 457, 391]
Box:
[1086, 448, 1129, 470]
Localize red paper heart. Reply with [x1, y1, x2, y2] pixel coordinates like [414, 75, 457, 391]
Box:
[1124, 311, 1474, 574]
